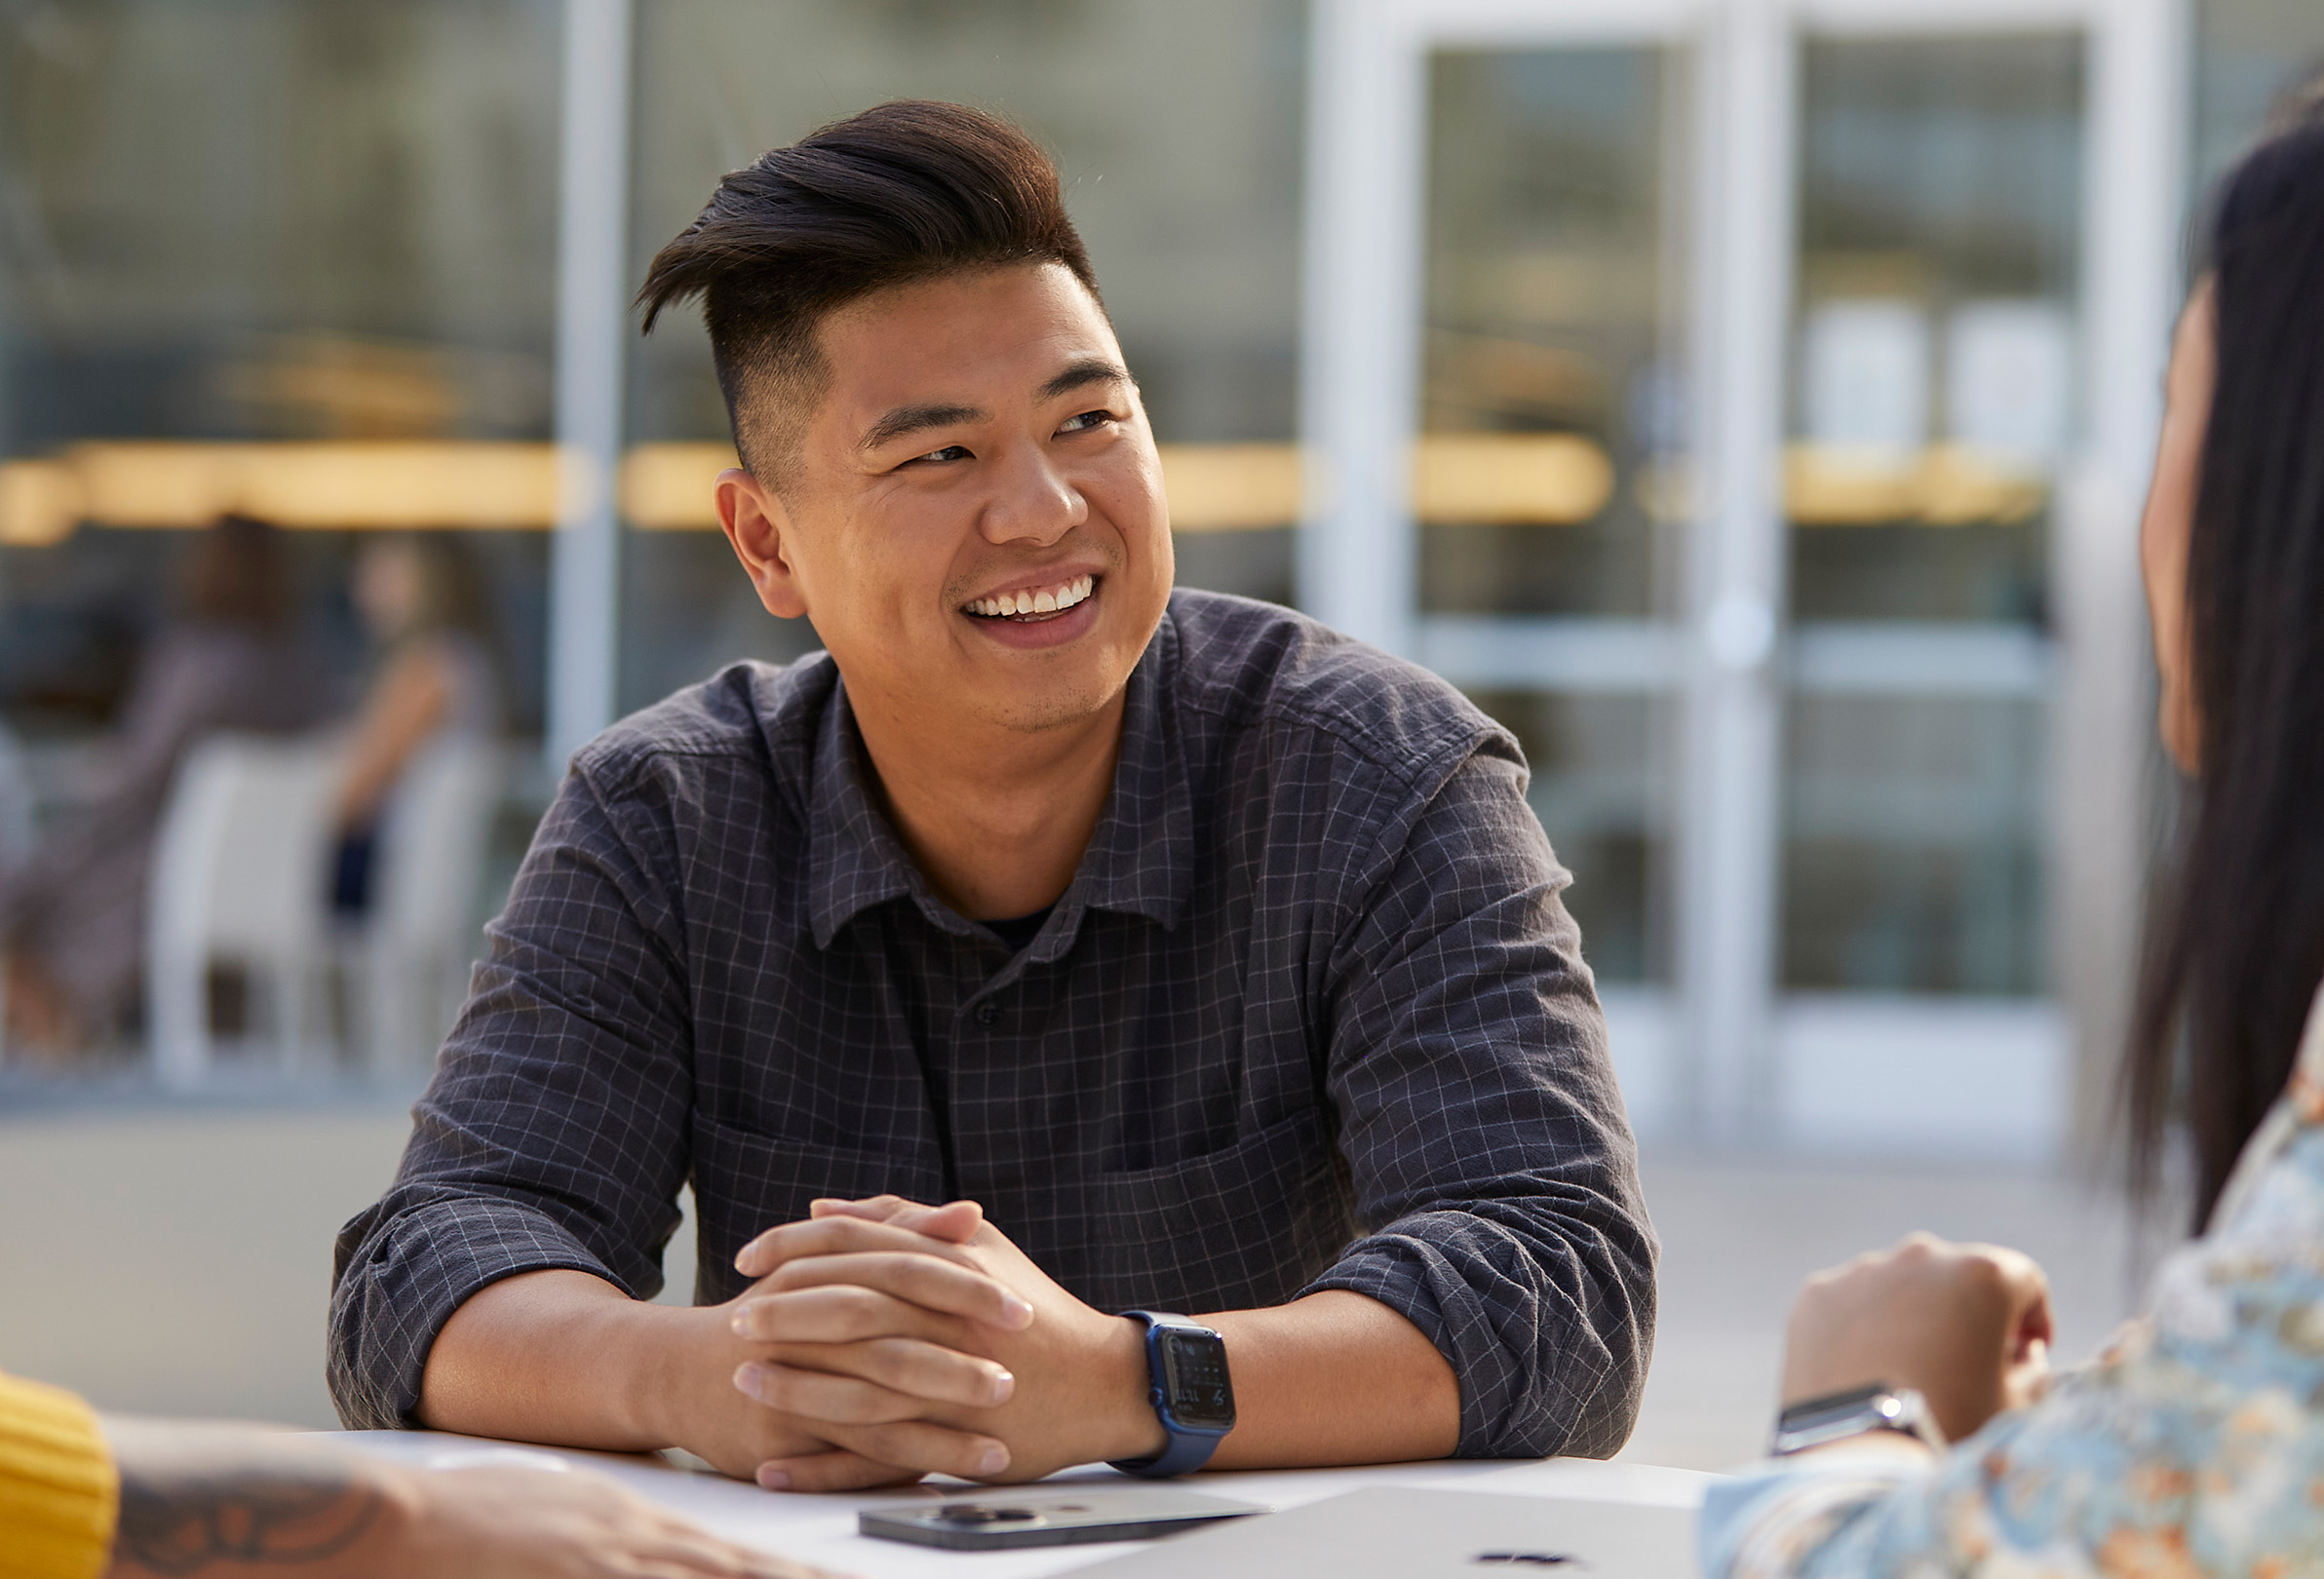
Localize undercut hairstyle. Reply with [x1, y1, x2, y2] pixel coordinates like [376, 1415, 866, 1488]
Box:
[637, 100, 1102, 483]
[2126, 120, 2324, 1226]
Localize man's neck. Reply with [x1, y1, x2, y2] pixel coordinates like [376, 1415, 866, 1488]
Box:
[850, 688, 1126, 922]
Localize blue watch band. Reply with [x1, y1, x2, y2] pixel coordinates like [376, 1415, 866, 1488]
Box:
[1107, 1310, 1234, 1479]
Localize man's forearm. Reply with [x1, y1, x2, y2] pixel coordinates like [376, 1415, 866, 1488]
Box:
[417, 1268, 695, 1450]
[1202, 1290, 1459, 1469]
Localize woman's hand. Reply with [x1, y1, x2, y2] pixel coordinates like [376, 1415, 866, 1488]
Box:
[1780, 1232, 2054, 1444]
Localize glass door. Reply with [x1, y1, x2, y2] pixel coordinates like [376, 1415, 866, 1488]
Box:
[1302, 1, 1701, 1124]
[1304, 0, 2176, 1154]
[1417, 43, 1689, 1089]
[1776, 32, 2082, 1151]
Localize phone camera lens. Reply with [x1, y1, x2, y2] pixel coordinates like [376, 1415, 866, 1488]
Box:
[937, 1505, 1040, 1525]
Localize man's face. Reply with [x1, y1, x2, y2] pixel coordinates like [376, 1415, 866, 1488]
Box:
[732, 263, 1174, 737]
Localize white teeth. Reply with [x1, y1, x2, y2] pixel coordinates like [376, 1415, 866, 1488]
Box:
[966, 573, 1095, 619]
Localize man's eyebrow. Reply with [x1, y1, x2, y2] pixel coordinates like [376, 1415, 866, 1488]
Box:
[1036, 358, 1131, 403]
[858, 402, 988, 453]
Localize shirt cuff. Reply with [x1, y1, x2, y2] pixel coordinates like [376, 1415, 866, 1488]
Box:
[1300, 1215, 1621, 1460]
[0, 1370, 121, 1579]
[329, 1195, 620, 1430]
[1699, 1453, 1924, 1579]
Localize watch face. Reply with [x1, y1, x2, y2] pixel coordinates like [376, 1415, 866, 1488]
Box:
[1157, 1329, 1236, 1431]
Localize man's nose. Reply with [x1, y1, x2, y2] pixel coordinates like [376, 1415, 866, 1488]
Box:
[978, 442, 1087, 546]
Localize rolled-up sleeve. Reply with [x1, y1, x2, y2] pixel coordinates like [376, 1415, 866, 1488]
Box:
[1300, 739, 1657, 1459]
[327, 757, 697, 1430]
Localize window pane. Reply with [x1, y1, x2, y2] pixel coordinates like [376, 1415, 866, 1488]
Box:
[621, 0, 1306, 713]
[1463, 689, 1673, 985]
[1420, 48, 1685, 618]
[0, 1, 561, 739]
[1782, 694, 2045, 996]
[1789, 35, 2082, 624]
[2193, 0, 2324, 196]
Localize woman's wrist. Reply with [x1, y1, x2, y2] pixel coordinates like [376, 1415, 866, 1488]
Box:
[1784, 1431, 1937, 1464]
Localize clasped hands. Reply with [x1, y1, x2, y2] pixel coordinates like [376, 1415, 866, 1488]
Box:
[680, 1195, 1165, 1493]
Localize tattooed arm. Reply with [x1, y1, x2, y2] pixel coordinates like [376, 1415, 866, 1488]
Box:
[99, 1418, 833, 1579]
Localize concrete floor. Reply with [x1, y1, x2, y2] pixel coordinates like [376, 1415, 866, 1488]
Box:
[0, 1102, 2150, 1470]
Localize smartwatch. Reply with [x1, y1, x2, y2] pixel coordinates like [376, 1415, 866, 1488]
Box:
[1770, 1382, 1946, 1456]
[1107, 1310, 1236, 1478]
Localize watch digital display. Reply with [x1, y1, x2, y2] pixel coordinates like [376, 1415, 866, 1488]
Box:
[1158, 1330, 1236, 1431]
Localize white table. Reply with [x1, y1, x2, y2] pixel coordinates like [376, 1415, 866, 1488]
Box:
[336, 1431, 1716, 1578]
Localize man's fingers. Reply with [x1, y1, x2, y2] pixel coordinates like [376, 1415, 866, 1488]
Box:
[812, 1419, 1012, 1483]
[733, 1213, 989, 1281]
[807, 1193, 915, 1224]
[811, 1195, 986, 1245]
[755, 1448, 929, 1494]
[762, 1336, 1014, 1407]
[729, 1284, 973, 1348]
[734, 1348, 1009, 1422]
[759, 1252, 1032, 1329]
[736, 1361, 916, 1426]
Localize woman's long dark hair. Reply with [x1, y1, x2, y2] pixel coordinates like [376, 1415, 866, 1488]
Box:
[2126, 121, 2324, 1226]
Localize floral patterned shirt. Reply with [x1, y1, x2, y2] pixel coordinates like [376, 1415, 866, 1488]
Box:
[1701, 982, 2324, 1579]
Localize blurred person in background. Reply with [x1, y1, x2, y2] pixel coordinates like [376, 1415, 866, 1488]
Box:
[1702, 109, 2324, 1579]
[0, 1364, 832, 1578]
[327, 532, 500, 920]
[0, 514, 328, 1059]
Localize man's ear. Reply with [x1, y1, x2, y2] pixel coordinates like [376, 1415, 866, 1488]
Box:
[715, 466, 811, 620]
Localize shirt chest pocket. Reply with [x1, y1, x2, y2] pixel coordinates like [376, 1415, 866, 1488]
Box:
[1059, 1105, 1358, 1315]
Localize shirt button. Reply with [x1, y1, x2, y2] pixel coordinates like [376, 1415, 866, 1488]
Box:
[974, 1002, 1000, 1026]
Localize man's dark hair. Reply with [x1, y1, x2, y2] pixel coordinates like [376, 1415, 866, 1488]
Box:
[638, 99, 1101, 482]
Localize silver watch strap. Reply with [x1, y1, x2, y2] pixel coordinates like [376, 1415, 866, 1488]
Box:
[1770, 1385, 1945, 1455]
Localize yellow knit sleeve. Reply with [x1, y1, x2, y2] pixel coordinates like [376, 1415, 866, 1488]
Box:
[0, 1370, 119, 1579]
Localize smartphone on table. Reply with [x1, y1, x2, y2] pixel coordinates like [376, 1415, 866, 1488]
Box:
[859, 1485, 1267, 1550]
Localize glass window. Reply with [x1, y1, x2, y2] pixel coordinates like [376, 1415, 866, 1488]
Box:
[620, 0, 1307, 713]
[1420, 47, 1685, 620]
[1416, 45, 1687, 987]
[1783, 694, 2045, 995]
[1789, 35, 2082, 625]
[1780, 35, 2079, 998]
[2193, 0, 2324, 197]
[0, 1, 562, 742]
[0, 2, 560, 1064]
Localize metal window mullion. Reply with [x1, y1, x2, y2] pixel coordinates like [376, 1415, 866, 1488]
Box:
[548, 0, 635, 771]
[1678, 0, 1794, 1141]
[1299, 0, 1427, 658]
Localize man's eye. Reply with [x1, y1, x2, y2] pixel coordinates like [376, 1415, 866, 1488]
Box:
[910, 443, 971, 464]
[1058, 409, 1113, 435]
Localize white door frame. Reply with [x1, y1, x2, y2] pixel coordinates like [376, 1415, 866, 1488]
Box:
[1300, 0, 2183, 1155]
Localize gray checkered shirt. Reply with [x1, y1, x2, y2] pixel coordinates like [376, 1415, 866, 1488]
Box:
[329, 590, 1655, 1458]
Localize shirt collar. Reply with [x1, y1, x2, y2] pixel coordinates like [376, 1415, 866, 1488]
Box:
[802, 614, 1194, 952]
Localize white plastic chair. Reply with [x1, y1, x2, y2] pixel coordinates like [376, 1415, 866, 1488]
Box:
[146, 735, 341, 1090]
[351, 736, 504, 1075]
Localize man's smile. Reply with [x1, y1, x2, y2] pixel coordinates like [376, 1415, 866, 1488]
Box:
[963, 572, 1098, 622]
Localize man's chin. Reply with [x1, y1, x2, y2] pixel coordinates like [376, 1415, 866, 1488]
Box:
[974, 682, 1127, 736]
